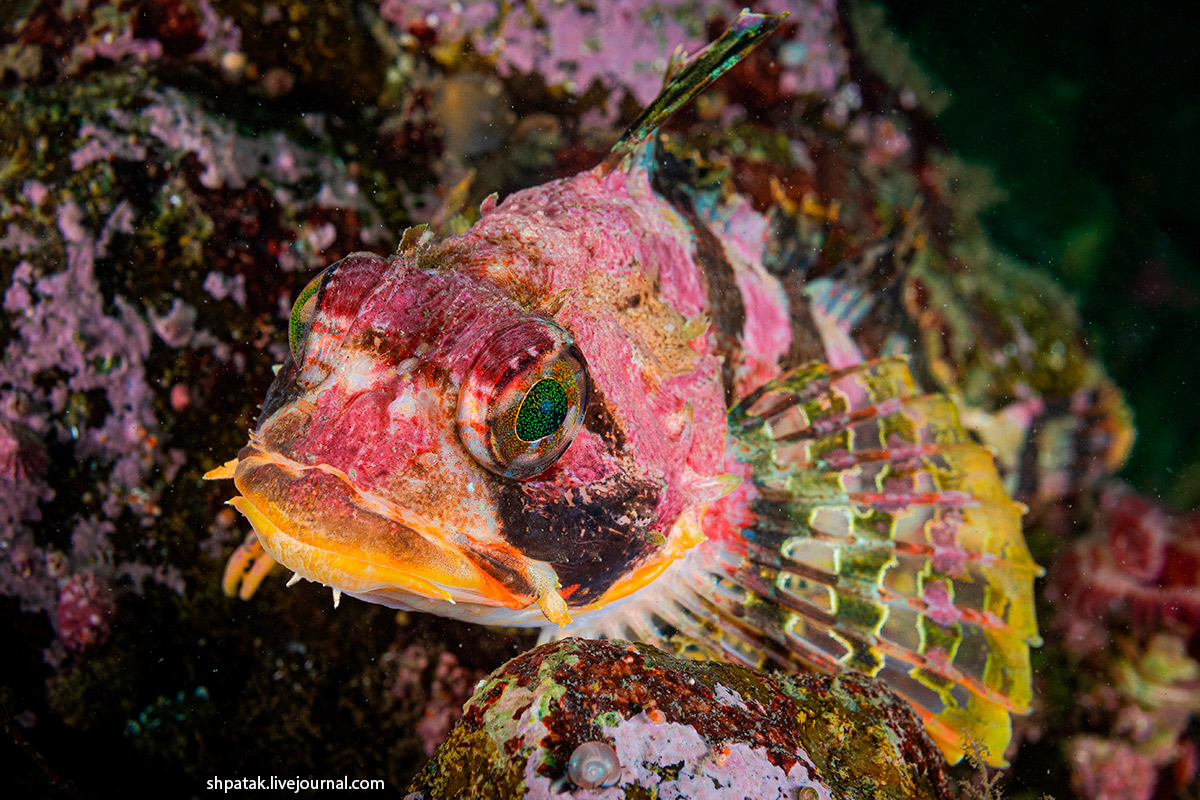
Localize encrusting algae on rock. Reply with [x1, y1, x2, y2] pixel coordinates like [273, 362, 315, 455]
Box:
[405, 637, 955, 800]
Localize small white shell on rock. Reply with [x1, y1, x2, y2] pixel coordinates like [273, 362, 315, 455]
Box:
[567, 741, 620, 789]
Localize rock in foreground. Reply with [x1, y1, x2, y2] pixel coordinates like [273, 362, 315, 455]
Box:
[406, 637, 953, 800]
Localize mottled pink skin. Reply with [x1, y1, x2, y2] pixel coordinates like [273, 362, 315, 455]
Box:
[444, 165, 768, 525]
[244, 158, 798, 618]
[437, 166, 794, 573]
[710, 196, 792, 398]
[649, 232, 709, 319]
[521, 429, 621, 504]
[286, 265, 528, 488]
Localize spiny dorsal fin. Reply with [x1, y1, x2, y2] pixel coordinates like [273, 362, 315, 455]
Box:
[601, 10, 785, 173]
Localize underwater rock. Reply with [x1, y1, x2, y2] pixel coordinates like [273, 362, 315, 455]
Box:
[406, 637, 953, 800]
[379, 0, 845, 115]
[0, 0, 240, 87]
[0, 53, 399, 656]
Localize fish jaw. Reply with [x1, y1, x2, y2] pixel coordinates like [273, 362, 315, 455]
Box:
[227, 445, 572, 625]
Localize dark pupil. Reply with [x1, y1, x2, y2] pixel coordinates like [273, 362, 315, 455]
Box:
[515, 378, 569, 442]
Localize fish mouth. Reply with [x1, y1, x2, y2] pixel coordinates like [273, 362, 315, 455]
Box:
[227, 445, 571, 625]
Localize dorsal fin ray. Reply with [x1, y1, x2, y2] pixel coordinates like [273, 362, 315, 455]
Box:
[601, 10, 785, 174]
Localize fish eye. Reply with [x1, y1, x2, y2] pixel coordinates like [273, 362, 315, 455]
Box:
[457, 320, 589, 480]
[288, 261, 339, 364]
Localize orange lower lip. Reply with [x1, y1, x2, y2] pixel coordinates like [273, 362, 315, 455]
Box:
[227, 492, 462, 604]
[229, 449, 570, 622]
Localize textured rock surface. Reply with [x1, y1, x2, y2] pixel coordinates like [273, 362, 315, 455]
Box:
[406, 637, 954, 800]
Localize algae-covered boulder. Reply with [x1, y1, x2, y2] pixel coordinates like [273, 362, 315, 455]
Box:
[406, 637, 953, 800]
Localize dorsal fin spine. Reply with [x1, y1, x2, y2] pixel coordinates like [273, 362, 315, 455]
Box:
[601, 10, 786, 174]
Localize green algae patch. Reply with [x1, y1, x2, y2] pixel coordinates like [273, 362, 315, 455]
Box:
[593, 710, 624, 728]
[406, 724, 526, 800]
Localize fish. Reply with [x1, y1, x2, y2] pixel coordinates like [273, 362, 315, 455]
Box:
[205, 12, 1040, 766]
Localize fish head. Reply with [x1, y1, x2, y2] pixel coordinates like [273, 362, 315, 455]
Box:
[230, 166, 735, 627]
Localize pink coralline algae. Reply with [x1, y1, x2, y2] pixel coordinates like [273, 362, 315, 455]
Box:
[0, 37, 392, 660]
[389, 643, 489, 757]
[0, 194, 163, 634]
[202, 271, 247, 306]
[55, 572, 115, 652]
[847, 115, 912, 168]
[1047, 483, 1200, 654]
[1045, 487, 1200, 798]
[1069, 737, 1159, 800]
[1061, 632, 1200, 799]
[413, 651, 486, 758]
[4, 198, 155, 494]
[381, 0, 846, 115]
[1, 0, 242, 85]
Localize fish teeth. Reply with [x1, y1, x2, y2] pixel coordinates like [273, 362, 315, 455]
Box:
[332, 587, 342, 608]
[286, 572, 301, 588]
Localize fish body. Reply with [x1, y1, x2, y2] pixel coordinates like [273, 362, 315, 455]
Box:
[209, 14, 1042, 765]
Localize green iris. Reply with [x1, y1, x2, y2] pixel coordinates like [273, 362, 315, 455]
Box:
[515, 378, 569, 442]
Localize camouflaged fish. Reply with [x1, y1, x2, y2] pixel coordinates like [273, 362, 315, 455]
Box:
[205, 13, 1041, 765]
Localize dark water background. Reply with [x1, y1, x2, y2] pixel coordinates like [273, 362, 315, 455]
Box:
[886, 0, 1200, 508]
